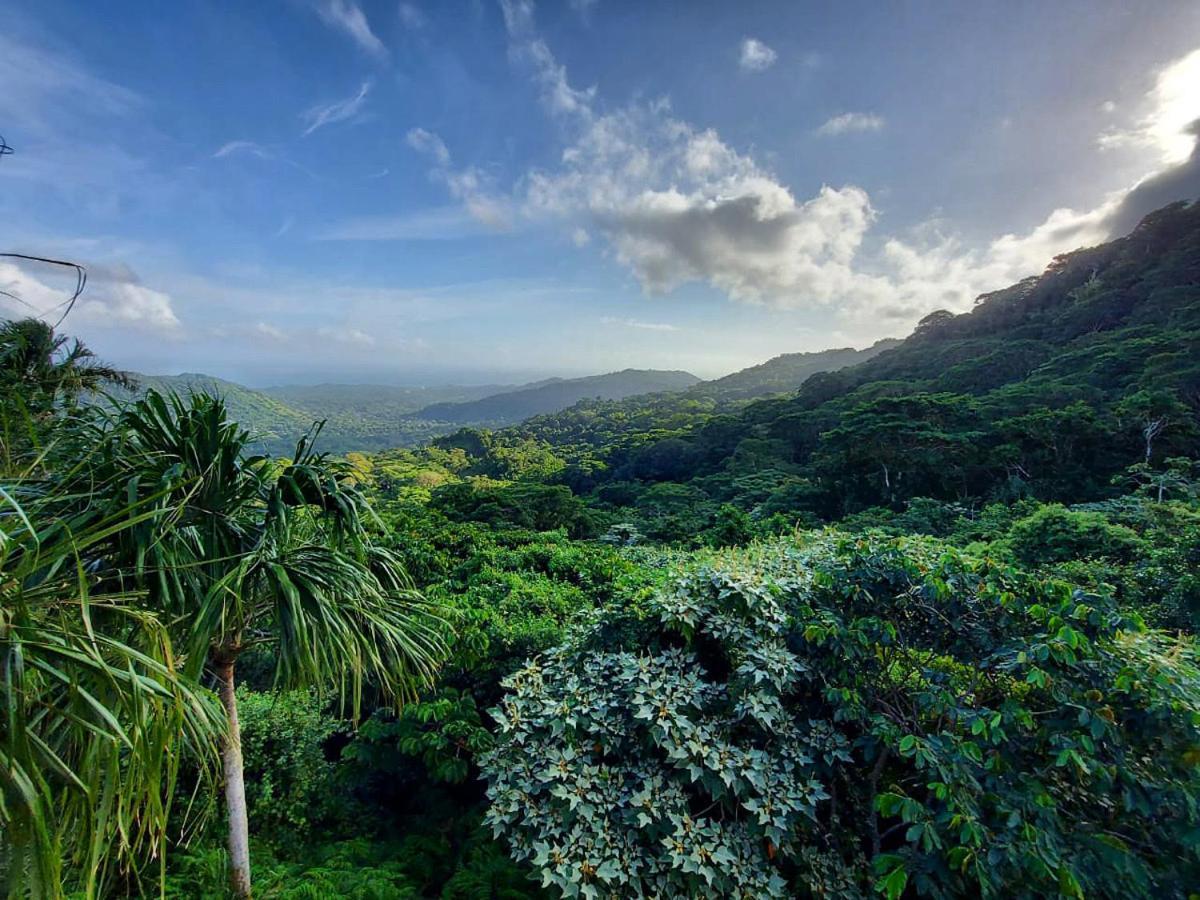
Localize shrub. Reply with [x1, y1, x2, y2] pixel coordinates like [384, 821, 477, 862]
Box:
[237, 689, 342, 846]
[1006, 504, 1144, 566]
[483, 534, 1200, 898]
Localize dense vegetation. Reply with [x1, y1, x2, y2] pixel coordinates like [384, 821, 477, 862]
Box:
[3, 201, 1199, 898]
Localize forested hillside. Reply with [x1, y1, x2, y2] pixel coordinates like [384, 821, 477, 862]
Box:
[687, 337, 900, 402]
[426, 200, 1200, 534]
[411, 368, 702, 425]
[4, 203, 1199, 900]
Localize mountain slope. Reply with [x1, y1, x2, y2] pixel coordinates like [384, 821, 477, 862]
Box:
[502, 201, 1200, 516]
[413, 369, 702, 426]
[686, 339, 900, 402]
[115, 373, 318, 453]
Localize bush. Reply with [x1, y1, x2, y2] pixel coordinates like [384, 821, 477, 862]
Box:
[237, 689, 342, 846]
[483, 534, 1200, 898]
[1005, 504, 1144, 566]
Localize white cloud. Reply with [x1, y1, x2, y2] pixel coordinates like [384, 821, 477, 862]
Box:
[738, 38, 777, 72]
[816, 112, 885, 136]
[601, 316, 678, 332]
[317, 324, 376, 346]
[406, 127, 511, 229]
[213, 140, 270, 159]
[1098, 48, 1200, 165]
[0, 33, 141, 138]
[415, 8, 1198, 341]
[571, 227, 591, 247]
[0, 259, 181, 333]
[312, 0, 387, 59]
[405, 127, 450, 166]
[500, 0, 596, 117]
[302, 81, 372, 136]
[255, 321, 286, 341]
[398, 3, 426, 29]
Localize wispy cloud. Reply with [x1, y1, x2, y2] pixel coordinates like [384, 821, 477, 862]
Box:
[315, 206, 497, 241]
[398, 3, 426, 29]
[302, 81, 371, 136]
[0, 33, 141, 137]
[406, 127, 512, 229]
[601, 316, 679, 332]
[738, 38, 777, 72]
[317, 324, 376, 346]
[312, 0, 387, 59]
[816, 112, 885, 136]
[213, 140, 270, 159]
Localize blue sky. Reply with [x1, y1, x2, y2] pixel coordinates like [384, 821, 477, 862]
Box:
[1, 0, 1198, 385]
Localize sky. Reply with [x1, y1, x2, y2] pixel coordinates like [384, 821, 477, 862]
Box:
[1, 0, 1198, 386]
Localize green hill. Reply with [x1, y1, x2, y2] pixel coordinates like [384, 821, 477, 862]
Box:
[412, 368, 702, 426]
[686, 339, 899, 402]
[488, 200, 1200, 522]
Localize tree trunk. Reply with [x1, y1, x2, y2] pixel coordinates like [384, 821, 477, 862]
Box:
[216, 658, 252, 898]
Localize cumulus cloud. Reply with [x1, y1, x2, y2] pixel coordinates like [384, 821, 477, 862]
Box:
[738, 38, 777, 72]
[0, 259, 181, 333]
[255, 321, 286, 341]
[312, 0, 387, 59]
[816, 112, 885, 136]
[302, 81, 371, 135]
[415, 7, 1197, 340]
[1098, 49, 1200, 166]
[1094, 49, 1200, 237]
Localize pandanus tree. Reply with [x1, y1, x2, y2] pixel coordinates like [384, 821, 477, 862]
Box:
[96, 391, 446, 896]
[0, 317, 133, 471]
[1, 449, 223, 897]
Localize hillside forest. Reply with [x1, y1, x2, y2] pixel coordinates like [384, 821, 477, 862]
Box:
[3, 200, 1200, 899]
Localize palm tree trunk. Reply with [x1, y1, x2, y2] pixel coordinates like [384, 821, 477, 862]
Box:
[216, 658, 252, 898]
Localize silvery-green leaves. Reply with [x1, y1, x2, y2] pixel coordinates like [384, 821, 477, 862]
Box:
[482, 560, 823, 897]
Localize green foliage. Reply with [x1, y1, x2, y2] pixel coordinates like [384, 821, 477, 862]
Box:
[343, 689, 493, 786]
[431, 482, 588, 534]
[237, 689, 341, 845]
[485, 534, 1200, 898]
[1005, 504, 1145, 566]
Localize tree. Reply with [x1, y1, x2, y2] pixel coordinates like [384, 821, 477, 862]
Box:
[1, 443, 223, 897]
[485, 534, 1200, 897]
[96, 392, 446, 896]
[1115, 389, 1192, 464]
[0, 317, 133, 469]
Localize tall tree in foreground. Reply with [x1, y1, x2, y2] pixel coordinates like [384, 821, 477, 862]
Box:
[98, 392, 447, 897]
[1, 449, 223, 897]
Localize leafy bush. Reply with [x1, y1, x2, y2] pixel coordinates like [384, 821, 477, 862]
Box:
[1005, 504, 1144, 566]
[483, 534, 1200, 898]
[237, 689, 341, 845]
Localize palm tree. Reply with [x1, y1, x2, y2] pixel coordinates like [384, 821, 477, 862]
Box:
[0, 317, 134, 471]
[1, 455, 223, 898]
[97, 391, 446, 896]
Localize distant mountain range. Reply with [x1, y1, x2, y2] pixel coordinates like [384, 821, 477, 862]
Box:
[117, 343, 895, 456]
[411, 369, 702, 426]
